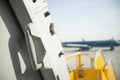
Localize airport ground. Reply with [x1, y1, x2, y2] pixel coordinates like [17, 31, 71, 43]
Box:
[64, 46, 120, 80]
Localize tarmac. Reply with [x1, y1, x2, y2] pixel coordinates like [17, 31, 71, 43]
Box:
[64, 46, 120, 80]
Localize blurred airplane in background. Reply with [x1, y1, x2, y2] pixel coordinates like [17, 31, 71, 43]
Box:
[62, 39, 120, 51]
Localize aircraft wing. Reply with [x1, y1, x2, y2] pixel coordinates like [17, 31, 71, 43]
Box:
[62, 43, 91, 51]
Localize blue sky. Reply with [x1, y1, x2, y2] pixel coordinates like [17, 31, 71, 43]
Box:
[47, 0, 120, 41]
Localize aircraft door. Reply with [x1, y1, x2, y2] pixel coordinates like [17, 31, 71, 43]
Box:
[9, 0, 69, 80]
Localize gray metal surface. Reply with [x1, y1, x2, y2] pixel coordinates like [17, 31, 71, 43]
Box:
[40, 68, 56, 80]
[0, 0, 42, 80]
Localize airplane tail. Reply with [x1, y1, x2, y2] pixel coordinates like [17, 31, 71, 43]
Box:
[82, 38, 85, 41]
